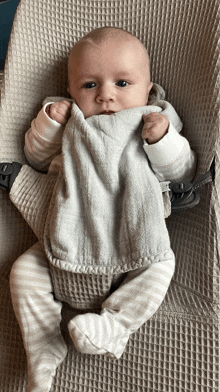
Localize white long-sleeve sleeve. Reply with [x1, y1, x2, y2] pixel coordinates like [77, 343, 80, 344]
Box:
[143, 122, 197, 183]
[24, 102, 64, 172]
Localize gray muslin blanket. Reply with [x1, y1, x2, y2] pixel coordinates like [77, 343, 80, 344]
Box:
[40, 100, 179, 274]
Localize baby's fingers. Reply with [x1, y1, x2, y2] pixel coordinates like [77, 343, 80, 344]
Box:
[142, 122, 157, 142]
[56, 101, 72, 117]
[49, 101, 72, 125]
[142, 112, 160, 124]
[142, 112, 169, 144]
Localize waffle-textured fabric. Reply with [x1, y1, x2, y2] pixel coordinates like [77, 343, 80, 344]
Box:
[0, 1, 220, 392]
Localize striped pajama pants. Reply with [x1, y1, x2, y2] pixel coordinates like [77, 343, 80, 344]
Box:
[10, 242, 175, 392]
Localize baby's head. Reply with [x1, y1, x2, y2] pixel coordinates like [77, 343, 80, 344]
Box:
[68, 27, 153, 118]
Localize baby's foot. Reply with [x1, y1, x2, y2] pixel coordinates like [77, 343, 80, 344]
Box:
[27, 338, 68, 392]
[68, 311, 129, 360]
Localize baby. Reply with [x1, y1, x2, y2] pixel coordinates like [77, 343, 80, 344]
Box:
[8, 27, 197, 392]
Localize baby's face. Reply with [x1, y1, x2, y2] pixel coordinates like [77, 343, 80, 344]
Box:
[68, 38, 153, 118]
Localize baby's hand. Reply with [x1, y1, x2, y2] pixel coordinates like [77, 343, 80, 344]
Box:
[142, 112, 169, 144]
[46, 100, 72, 125]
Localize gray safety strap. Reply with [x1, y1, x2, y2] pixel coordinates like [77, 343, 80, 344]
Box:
[160, 159, 215, 211]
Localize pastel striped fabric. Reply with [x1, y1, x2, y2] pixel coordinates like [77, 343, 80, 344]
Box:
[10, 242, 174, 392]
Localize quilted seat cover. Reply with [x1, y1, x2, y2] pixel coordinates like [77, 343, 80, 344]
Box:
[0, 1, 220, 391]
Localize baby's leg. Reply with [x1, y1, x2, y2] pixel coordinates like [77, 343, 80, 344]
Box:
[10, 242, 67, 392]
[68, 256, 175, 360]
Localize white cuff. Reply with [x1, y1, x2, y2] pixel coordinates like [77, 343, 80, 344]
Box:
[33, 102, 64, 143]
[143, 123, 186, 166]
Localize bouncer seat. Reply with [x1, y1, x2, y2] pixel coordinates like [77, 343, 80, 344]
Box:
[0, 1, 219, 391]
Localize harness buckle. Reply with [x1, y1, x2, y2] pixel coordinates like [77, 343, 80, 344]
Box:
[0, 162, 22, 191]
[0, 163, 13, 190]
[170, 159, 215, 212]
[170, 181, 200, 211]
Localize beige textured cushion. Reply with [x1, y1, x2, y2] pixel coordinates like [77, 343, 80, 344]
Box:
[0, 0, 219, 391]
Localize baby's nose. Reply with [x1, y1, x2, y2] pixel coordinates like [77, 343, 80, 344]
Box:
[96, 84, 114, 102]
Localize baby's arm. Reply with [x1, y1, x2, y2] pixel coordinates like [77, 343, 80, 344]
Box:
[142, 113, 197, 183]
[24, 100, 72, 171]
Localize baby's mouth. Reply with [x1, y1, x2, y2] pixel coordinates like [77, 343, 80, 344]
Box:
[100, 110, 115, 115]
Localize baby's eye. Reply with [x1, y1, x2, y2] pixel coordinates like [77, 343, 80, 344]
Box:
[84, 82, 96, 89]
[116, 80, 129, 87]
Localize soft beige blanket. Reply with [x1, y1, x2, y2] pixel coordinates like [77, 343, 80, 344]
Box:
[10, 100, 183, 274]
[45, 102, 176, 274]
